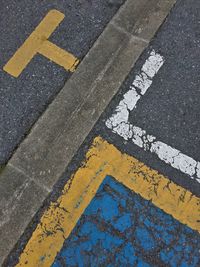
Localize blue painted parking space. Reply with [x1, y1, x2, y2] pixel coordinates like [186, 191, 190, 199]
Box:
[53, 176, 200, 267]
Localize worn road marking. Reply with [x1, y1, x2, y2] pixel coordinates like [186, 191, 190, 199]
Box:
[3, 10, 79, 78]
[106, 50, 200, 183]
[16, 137, 200, 267]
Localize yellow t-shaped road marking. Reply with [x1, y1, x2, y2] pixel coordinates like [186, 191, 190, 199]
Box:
[3, 10, 79, 77]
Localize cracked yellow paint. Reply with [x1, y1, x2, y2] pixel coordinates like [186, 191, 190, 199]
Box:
[3, 10, 79, 77]
[16, 137, 200, 267]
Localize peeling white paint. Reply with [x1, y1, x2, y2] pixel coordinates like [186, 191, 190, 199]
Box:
[106, 50, 164, 129]
[106, 50, 200, 183]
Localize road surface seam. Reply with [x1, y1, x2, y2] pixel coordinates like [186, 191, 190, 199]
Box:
[8, 163, 51, 193]
[110, 22, 149, 44]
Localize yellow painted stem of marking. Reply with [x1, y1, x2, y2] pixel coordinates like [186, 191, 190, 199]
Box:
[16, 137, 200, 267]
[3, 10, 78, 77]
[38, 40, 79, 72]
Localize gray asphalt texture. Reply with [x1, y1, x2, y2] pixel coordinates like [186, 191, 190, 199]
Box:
[3, 0, 200, 266]
[0, 0, 124, 165]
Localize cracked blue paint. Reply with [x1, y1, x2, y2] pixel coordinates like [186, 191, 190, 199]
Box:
[52, 176, 200, 266]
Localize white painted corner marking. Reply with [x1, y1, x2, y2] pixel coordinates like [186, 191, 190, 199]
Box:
[106, 50, 200, 183]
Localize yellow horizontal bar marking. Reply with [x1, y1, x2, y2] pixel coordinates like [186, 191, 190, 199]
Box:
[3, 10, 78, 77]
[16, 137, 200, 266]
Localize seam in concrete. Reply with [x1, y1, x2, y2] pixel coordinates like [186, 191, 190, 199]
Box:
[111, 22, 149, 44]
[8, 163, 51, 193]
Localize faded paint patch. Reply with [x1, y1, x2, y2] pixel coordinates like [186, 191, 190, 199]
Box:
[16, 137, 200, 267]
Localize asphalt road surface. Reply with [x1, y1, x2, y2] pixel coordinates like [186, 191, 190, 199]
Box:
[0, 0, 124, 164]
[3, 0, 200, 266]
[101, 0, 200, 196]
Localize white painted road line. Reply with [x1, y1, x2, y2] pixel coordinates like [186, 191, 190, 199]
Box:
[106, 51, 164, 128]
[106, 50, 200, 183]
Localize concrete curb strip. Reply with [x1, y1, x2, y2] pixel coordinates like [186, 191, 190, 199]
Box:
[0, 0, 176, 264]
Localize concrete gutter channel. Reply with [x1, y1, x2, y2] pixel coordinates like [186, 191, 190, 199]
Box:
[0, 0, 176, 264]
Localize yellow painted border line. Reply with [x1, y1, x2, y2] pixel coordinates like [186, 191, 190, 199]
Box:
[16, 137, 200, 267]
